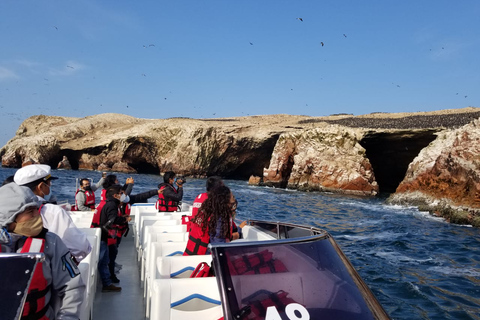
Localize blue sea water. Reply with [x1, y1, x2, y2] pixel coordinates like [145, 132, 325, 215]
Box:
[1, 167, 479, 319]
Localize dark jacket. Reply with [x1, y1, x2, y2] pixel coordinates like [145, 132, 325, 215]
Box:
[99, 198, 127, 242]
[163, 184, 183, 203]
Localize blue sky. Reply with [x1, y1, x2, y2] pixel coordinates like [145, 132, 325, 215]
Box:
[0, 0, 479, 147]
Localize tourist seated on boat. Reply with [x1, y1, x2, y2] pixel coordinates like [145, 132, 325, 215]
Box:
[0, 183, 85, 319]
[14, 164, 92, 263]
[74, 172, 106, 211]
[156, 171, 184, 212]
[98, 184, 132, 292]
[184, 185, 241, 255]
[189, 176, 224, 231]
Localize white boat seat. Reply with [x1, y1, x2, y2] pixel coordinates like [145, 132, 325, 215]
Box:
[150, 278, 222, 320]
[139, 224, 187, 261]
[156, 255, 210, 279]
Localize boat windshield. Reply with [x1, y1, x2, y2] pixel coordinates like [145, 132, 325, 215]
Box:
[211, 221, 389, 320]
[0, 253, 45, 320]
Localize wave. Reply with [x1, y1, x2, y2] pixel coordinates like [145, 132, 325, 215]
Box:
[426, 266, 480, 277]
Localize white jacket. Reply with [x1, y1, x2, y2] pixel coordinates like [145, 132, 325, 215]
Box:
[37, 195, 92, 262]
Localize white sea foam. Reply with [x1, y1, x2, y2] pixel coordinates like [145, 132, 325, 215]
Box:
[340, 231, 407, 241]
[373, 251, 434, 265]
[427, 266, 480, 277]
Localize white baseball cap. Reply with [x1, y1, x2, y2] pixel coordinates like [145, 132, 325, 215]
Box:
[14, 164, 59, 186]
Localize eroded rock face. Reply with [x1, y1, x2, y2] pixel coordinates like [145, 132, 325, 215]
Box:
[389, 119, 480, 212]
[2, 110, 480, 225]
[0, 114, 292, 180]
[263, 127, 378, 196]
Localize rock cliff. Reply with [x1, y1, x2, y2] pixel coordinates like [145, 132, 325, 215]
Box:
[2, 108, 480, 226]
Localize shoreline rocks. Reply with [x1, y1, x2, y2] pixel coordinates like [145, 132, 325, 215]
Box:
[2, 108, 480, 226]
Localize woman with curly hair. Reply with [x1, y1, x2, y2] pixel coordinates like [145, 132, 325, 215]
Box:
[184, 185, 236, 255]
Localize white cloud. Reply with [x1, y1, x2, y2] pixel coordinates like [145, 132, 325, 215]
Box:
[0, 66, 20, 81]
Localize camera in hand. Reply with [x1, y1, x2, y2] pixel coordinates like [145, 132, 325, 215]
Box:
[176, 176, 186, 185]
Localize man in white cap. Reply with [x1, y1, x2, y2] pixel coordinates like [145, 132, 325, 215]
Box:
[0, 183, 85, 319]
[14, 164, 92, 262]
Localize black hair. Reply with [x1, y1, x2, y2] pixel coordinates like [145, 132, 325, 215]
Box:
[80, 178, 90, 186]
[106, 184, 122, 199]
[23, 177, 50, 191]
[103, 174, 117, 189]
[193, 185, 233, 239]
[1, 175, 14, 187]
[163, 171, 176, 183]
[206, 176, 223, 192]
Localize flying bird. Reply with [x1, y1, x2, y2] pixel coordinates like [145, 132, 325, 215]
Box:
[343, 34, 347, 37]
[320, 42, 324, 47]
[465, 95, 468, 98]
[149, 44, 155, 47]
[66, 65, 74, 69]
[249, 42, 254, 45]
[141, 73, 146, 77]
[297, 18, 303, 22]
[54, 26, 58, 30]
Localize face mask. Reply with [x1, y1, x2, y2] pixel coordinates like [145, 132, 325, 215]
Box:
[41, 182, 51, 201]
[120, 194, 130, 203]
[84, 186, 92, 191]
[13, 214, 44, 237]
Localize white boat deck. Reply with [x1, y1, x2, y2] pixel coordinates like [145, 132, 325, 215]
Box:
[92, 230, 146, 320]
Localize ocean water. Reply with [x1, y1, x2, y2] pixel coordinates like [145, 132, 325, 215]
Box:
[1, 167, 479, 319]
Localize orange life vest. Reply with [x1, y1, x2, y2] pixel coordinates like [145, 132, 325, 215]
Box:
[155, 183, 178, 212]
[20, 237, 50, 320]
[75, 189, 95, 210]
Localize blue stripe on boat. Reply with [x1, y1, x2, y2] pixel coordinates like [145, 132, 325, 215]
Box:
[170, 266, 194, 277]
[166, 251, 184, 257]
[171, 294, 221, 308]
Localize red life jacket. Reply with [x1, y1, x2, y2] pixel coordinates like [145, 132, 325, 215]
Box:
[230, 250, 288, 275]
[107, 207, 123, 246]
[189, 193, 208, 232]
[183, 221, 210, 255]
[100, 189, 107, 201]
[20, 237, 50, 320]
[155, 183, 178, 212]
[247, 290, 296, 318]
[124, 203, 131, 216]
[75, 189, 95, 210]
[90, 199, 106, 228]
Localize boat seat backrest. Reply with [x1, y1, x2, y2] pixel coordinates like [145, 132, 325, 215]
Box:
[142, 225, 187, 251]
[139, 217, 180, 247]
[241, 225, 277, 241]
[145, 241, 187, 286]
[150, 278, 222, 320]
[156, 255, 211, 279]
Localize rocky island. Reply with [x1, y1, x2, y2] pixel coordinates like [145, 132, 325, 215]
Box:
[1, 107, 480, 227]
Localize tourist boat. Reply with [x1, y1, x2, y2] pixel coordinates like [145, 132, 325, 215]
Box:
[1, 203, 390, 320]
